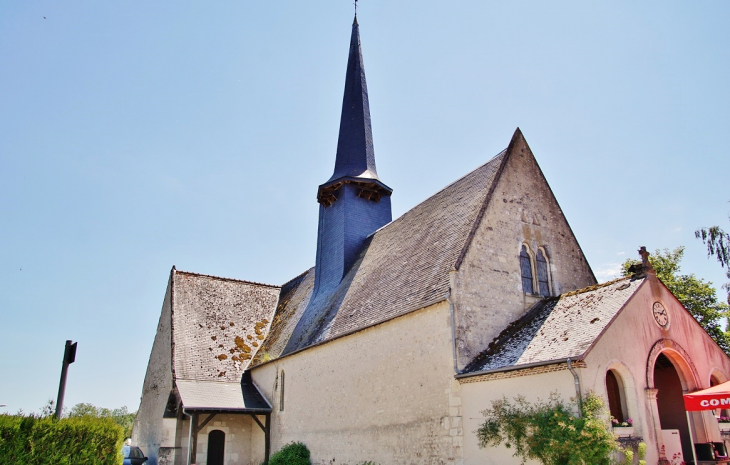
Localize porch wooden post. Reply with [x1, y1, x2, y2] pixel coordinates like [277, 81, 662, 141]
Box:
[264, 413, 271, 465]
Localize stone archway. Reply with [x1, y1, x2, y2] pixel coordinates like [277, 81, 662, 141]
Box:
[645, 339, 702, 463]
[646, 339, 700, 391]
[654, 353, 693, 460]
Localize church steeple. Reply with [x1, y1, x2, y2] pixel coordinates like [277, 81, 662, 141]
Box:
[312, 16, 392, 293]
[283, 16, 394, 353]
[329, 15, 378, 182]
[317, 17, 392, 207]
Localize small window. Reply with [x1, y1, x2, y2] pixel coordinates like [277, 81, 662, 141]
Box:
[279, 370, 285, 412]
[606, 370, 626, 423]
[536, 249, 550, 297]
[520, 245, 534, 294]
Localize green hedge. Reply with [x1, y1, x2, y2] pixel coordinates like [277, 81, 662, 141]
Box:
[0, 414, 124, 465]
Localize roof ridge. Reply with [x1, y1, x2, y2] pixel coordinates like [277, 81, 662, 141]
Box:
[280, 267, 314, 288]
[366, 148, 508, 240]
[174, 269, 280, 289]
[560, 275, 633, 298]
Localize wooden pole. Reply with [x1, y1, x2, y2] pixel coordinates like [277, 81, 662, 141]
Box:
[264, 413, 271, 464]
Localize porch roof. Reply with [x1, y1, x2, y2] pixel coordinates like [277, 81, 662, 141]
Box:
[176, 379, 271, 412]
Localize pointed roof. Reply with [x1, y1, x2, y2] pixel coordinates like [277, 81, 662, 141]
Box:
[325, 16, 382, 185]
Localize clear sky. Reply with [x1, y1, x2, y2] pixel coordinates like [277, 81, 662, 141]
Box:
[1, 1, 728, 414]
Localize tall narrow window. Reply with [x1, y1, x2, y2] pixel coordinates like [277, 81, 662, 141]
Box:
[606, 370, 626, 422]
[520, 245, 534, 294]
[536, 249, 550, 297]
[279, 370, 285, 411]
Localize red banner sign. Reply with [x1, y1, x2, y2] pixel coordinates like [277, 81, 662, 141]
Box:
[684, 381, 730, 411]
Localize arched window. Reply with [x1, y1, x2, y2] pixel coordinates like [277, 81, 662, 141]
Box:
[520, 245, 534, 294]
[279, 370, 285, 411]
[606, 370, 627, 423]
[536, 249, 550, 297]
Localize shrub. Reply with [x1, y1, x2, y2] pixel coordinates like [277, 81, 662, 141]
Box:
[476, 392, 618, 465]
[0, 414, 124, 465]
[269, 441, 311, 465]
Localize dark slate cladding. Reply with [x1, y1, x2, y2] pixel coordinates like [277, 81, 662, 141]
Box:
[311, 17, 393, 321]
[463, 277, 645, 374]
[248, 150, 508, 363]
[329, 16, 378, 182]
[240, 371, 271, 411]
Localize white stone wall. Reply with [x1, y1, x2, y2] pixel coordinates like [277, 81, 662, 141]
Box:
[176, 414, 254, 465]
[133, 278, 174, 465]
[251, 301, 462, 464]
[453, 134, 596, 368]
[460, 368, 576, 465]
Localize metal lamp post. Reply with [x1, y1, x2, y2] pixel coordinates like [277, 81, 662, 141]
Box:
[54, 340, 77, 420]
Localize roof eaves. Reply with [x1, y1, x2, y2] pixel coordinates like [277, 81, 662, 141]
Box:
[252, 296, 448, 368]
[456, 357, 581, 380]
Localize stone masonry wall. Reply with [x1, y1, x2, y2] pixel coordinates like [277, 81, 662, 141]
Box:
[251, 301, 463, 465]
[453, 134, 596, 368]
[133, 277, 174, 465]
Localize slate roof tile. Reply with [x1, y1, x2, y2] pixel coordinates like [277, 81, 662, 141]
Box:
[252, 150, 508, 363]
[463, 276, 645, 373]
[172, 271, 280, 381]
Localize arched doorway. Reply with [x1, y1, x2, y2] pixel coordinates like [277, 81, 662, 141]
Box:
[207, 429, 225, 465]
[654, 353, 692, 460]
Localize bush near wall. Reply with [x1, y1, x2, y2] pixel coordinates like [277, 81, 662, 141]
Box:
[0, 414, 124, 465]
[268, 441, 311, 465]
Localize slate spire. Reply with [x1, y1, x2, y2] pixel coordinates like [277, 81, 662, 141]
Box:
[328, 16, 379, 183]
[317, 16, 391, 206]
[283, 17, 393, 354]
[309, 16, 393, 305]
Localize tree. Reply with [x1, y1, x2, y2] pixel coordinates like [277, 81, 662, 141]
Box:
[67, 403, 136, 439]
[476, 392, 618, 465]
[622, 247, 729, 353]
[696, 217, 730, 304]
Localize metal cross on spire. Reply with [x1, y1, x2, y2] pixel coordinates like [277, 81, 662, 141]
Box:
[354, 0, 358, 15]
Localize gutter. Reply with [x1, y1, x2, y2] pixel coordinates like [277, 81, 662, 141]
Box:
[182, 408, 194, 465]
[454, 356, 584, 380]
[567, 358, 583, 414]
[447, 291, 463, 374]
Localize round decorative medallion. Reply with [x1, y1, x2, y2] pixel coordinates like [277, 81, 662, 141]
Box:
[652, 301, 669, 328]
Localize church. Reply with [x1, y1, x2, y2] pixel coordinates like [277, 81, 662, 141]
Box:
[132, 16, 730, 465]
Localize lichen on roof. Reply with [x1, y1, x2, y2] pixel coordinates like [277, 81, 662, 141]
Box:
[463, 276, 644, 374]
[172, 270, 280, 382]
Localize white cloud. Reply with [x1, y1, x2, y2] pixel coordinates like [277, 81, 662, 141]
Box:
[595, 262, 623, 283]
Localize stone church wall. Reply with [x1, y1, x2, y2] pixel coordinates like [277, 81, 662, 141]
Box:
[459, 368, 575, 465]
[133, 278, 174, 465]
[452, 135, 596, 368]
[175, 414, 254, 465]
[251, 301, 463, 464]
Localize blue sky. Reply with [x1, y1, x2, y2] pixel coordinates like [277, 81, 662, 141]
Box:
[1, 1, 728, 414]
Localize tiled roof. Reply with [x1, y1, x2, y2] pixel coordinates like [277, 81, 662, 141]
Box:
[176, 379, 271, 411]
[252, 149, 508, 362]
[172, 271, 280, 382]
[463, 277, 645, 374]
